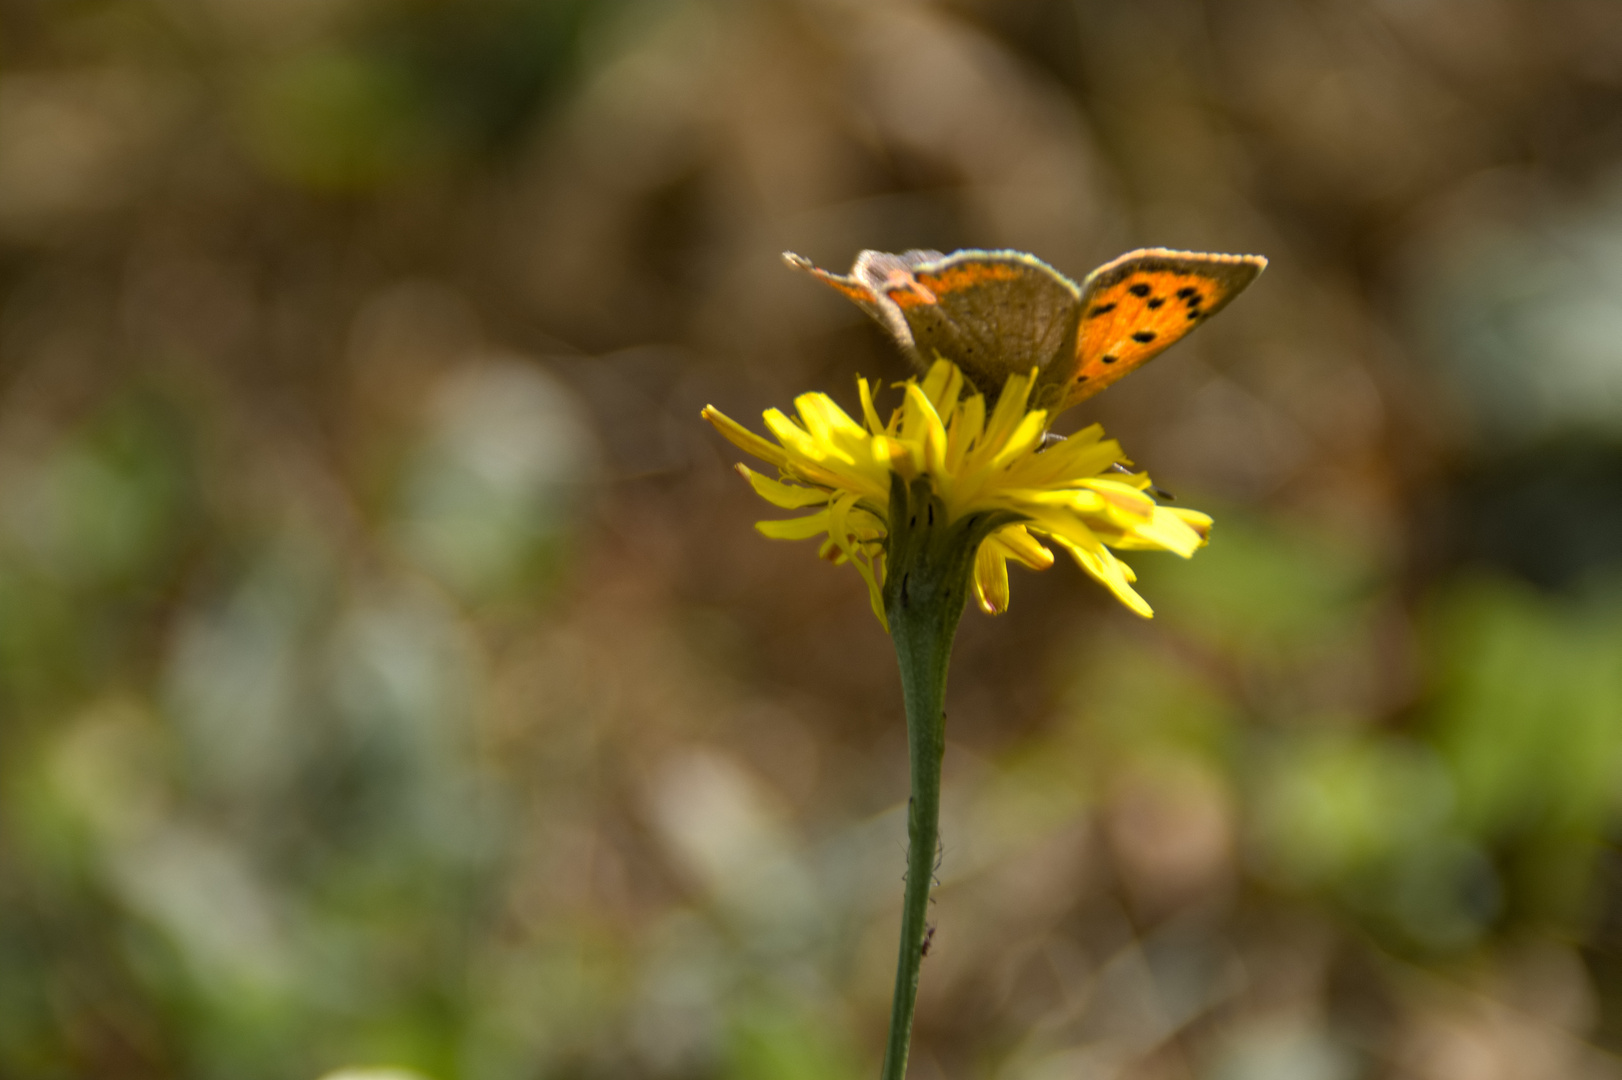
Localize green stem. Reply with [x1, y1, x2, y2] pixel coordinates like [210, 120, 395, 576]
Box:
[878, 475, 1013, 1080]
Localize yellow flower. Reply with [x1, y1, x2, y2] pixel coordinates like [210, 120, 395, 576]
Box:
[702, 360, 1210, 626]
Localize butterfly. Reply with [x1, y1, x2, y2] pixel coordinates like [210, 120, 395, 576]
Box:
[784, 247, 1266, 412]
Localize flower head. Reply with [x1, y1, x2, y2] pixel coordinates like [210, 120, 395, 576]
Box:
[702, 361, 1210, 626]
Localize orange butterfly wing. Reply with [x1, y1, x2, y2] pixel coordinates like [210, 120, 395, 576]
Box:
[1065, 249, 1266, 407]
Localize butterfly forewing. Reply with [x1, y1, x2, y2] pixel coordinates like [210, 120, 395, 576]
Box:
[1066, 249, 1266, 405]
[783, 250, 917, 352]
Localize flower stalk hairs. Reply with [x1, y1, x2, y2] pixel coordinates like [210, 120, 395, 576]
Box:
[703, 247, 1264, 1079]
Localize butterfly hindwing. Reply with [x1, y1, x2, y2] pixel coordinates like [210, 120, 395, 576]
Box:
[1066, 248, 1267, 405]
[898, 252, 1082, 394]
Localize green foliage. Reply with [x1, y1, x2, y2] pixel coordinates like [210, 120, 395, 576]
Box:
[1092, 513, 1622, 953]
[724, 998, 859, 1080]
[243, 50, 429, 192]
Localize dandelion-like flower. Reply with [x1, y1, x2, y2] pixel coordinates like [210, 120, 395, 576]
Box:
[702, 359, 1210, 627]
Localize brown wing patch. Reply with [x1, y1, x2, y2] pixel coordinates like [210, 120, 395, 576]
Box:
[1065, 249, 1266, 407]
[895, 253, 1083, 395]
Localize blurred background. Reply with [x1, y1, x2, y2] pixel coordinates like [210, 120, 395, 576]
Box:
[3, 0, 1622, 1077]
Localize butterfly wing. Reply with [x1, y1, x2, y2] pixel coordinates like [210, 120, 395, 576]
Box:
[785, 249, 1083, 398]
[897, 251, 1082, 395]
[1064, 248, 1267, 406]
[784, 250, 939, 356]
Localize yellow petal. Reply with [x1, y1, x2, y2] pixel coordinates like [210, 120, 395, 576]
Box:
[1079, 479, 1157, 525]
[817, 537, 847, 563]
[973, 540, 1012, 614]
[982, 369, 1035, 448]
[846, 546, 887, 630]
[948, 391, 986, 471]
[738, 465, 829, 508]
[858, 376, 885, 434]
[992, 524, 1055, 570]
[756, 511, 832, 540]
[826, 491, 861, 547]
[762, 408, 820, 458]
[920, 359, 958, 406]
[1118, 505, 1208, 557]
[1009, 488, 1109, 515]
[989, 407, 1049, 470]
[1011, 430, 1121, 486]
[903, 383, 949, 476]
[1049, 532, 1153, 617]
[870, 434, 906, 469]
[795, 392, 868, 450]
[1171, 507, 1213, 541]
[702, 406, 789, 468]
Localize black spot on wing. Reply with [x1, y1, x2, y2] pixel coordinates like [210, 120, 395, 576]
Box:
[1147, 298, 1164, 309]
[1132, 331, 1157, 343]
[1101, 354, 1118, 364]
[1088, 303, 1117, 317]
[1128, 283, 1151, 297]
[1176, 286, 1196, 299]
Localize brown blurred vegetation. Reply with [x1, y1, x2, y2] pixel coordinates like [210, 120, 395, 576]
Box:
[4, 1, 1622, 1078]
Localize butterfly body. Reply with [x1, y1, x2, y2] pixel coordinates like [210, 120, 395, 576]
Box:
[785, 246, 1266, 412]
